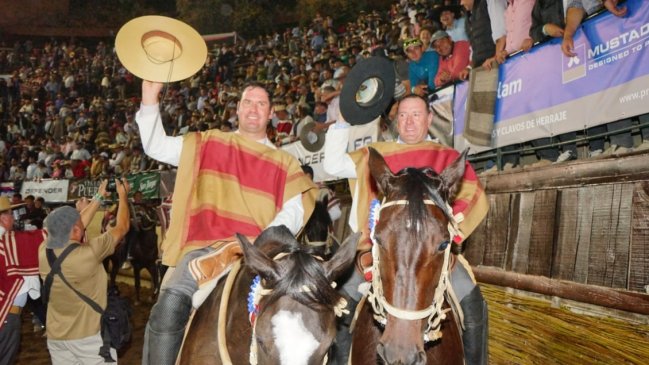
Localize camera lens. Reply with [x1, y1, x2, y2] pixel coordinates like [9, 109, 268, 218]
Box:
[107, 180, 117, 192]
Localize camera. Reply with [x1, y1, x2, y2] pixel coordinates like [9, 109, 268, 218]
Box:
[107, 179, 118, 192]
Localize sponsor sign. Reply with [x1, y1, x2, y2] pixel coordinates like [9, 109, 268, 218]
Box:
[447, 0, 649, 152]
[20, 180, 69, 202]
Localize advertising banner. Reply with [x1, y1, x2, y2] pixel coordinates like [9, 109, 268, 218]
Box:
[282, 119, 380, 182]
[450, 0, 649, 152]
[68, 172, 161, 201]
[127, 172, 161, 200]
[20, 180, 69, 202]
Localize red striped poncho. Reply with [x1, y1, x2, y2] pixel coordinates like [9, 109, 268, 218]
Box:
[162, 130, 317, 266]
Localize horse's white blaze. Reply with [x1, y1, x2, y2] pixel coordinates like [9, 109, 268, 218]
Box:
[271, 310, 319, 365]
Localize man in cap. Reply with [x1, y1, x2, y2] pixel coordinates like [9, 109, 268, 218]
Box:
[0, 196, 47, 365]
[39, 179, 130, 364]
[324, 94, 489, 365]
[403, 37, 439, 96]
[431, 30, 471, 87]
[136, 81, 316, 365]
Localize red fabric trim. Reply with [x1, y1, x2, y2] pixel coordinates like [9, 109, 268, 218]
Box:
[383, 148, 476, 180]
[0, 230, 45, 328]
[0, 278, 23, 328]
[186, 210, 263, 242]
[198, 139, 288, 207]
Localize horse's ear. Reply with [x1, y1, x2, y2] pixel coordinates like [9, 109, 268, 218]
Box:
[236, 233, 279, 281]
[323, 232, 360, 281]
[368, 147, 394, 194]
[439, 149, 468, 201]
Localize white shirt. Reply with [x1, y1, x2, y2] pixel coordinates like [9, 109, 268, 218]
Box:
[326, 96, 341, 123]
[487, 0, 508, 42]
[135, 104, 304, 234]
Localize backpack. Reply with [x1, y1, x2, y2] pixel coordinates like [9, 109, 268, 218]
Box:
[101, 293, 133, 351]
[44, 244, 133, 362]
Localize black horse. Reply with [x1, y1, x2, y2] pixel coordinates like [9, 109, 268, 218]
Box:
[298, 196, 339, 260]
[103, 203, 160, 303]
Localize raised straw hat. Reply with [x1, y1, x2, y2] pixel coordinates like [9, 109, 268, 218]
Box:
[115, 15, 207, 82]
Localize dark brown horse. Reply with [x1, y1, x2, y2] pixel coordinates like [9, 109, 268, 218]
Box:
[351, 147, 466, 365]
[179, 226, 360, 365]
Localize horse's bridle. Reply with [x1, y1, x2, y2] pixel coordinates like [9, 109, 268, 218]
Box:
[303, 231, 336, 256]
[367, 198, 461, 342]
[248, 252, 349, 365]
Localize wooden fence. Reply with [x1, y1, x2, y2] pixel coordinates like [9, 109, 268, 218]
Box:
[463, 151, 649, 313]
[331, 151, 649, 314]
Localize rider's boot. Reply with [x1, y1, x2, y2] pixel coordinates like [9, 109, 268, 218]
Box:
[143, 288, 193, 365]
[460, 286, 489, 365]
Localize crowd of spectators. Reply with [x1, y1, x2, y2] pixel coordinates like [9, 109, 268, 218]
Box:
[0, 0, 640, 186]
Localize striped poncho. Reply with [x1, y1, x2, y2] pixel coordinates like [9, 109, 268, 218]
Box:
[1, 229, 46, 328]
[162, 130, 317, 266]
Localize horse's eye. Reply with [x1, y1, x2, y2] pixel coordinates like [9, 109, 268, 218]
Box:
[438, 240, 450, 251]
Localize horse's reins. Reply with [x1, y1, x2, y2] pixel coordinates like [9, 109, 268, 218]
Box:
[248, 251, 349, 365]
[367, 198, 462, 342]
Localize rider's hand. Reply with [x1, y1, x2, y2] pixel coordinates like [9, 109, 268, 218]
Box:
[142, 80, 164, 106]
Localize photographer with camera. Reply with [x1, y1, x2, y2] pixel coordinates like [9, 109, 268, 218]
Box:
[38, 178, 130, 364]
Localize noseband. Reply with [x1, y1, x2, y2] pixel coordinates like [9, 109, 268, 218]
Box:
[367, 198, 461, 342]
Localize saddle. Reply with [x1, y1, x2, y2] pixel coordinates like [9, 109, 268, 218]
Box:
[188, 240, 243, 308]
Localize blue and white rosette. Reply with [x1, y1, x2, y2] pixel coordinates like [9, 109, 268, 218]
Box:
[369, 198, 381, 245]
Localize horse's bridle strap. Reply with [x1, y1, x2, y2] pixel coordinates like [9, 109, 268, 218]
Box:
[378, 296, 436, 320]
[368, 198, 455, 342]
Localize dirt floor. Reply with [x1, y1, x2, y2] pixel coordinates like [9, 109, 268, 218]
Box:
[14, 281, 649, 365]
[13, 211, 649, 364]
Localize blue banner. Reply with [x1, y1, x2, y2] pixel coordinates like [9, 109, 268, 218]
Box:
[452, 0, 649, 151]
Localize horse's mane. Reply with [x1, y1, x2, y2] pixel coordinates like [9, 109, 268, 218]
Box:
[261, 236, 341, 312]
[395, 167, 452, 241]
[304, 197, 332, 242]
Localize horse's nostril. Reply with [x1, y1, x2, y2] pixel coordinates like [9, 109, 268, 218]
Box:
[415, 350, 426, 365]
[377, 343, 387, 362]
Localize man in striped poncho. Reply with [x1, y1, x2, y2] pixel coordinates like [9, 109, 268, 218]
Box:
[136, 81, 317, 365]
[324, 94, 489, 365]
